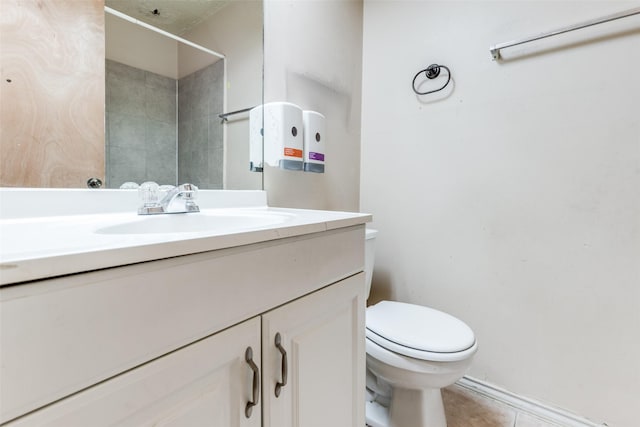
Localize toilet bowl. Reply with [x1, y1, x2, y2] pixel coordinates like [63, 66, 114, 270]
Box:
[364, 229, 477, 427]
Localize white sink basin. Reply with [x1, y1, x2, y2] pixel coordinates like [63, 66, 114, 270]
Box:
[96, 211, 294, 235]
[0, 188, 372, 286]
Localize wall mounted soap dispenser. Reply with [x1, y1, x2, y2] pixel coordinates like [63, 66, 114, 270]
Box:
[303, 110, 326, 173]
[250, 102, 304, 171]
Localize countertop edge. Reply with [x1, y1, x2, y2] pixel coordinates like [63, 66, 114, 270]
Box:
[0, 213, 372, 286]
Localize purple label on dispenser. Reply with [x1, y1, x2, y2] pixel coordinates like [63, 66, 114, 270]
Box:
[309, 152, 325, 161]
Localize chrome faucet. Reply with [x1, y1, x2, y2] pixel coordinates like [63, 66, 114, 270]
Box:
[138, 183, 200, 215]
[161, 183, 200, 213]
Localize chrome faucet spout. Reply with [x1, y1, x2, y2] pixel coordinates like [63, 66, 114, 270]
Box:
[160, 183, 200, 213]
[138, 182, 200, 215]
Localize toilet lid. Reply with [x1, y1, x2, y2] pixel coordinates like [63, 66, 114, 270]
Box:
[366, 301, 475, 354]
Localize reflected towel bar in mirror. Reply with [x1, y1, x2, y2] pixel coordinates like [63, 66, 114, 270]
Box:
[219, 106, 258, 122]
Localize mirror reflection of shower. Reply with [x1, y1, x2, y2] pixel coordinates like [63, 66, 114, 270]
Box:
[105, 7, 225, 189]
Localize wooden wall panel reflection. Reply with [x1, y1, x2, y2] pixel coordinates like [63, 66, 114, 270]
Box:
[0, 0, 105, 188]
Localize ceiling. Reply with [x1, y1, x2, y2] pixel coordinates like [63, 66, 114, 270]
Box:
[106, 0, 232, 36]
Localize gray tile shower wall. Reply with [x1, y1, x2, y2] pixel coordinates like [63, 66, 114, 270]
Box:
[106, 59, 224, 189]
[178, 60, 224, 189]
[106, 60, 177, 188]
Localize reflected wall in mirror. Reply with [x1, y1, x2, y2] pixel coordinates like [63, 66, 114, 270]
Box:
[105, 10, 225, 188]
[0, 0, 263, 190]
[106, 0, 264, 191]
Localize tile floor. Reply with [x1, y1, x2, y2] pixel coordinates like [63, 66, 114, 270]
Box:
[443, 384, 561, 427]
[366, 383, 563, 427]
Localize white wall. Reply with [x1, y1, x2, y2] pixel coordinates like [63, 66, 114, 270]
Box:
[263, 0, 363, 210]
[177, 44, 222, 80]
[105, 13, 178, 79]
[361, 1, 640, 426]
[184, 0, 263, 190]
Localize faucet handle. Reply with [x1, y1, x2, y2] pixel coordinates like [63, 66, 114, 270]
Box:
[182, 183, 198, 198]
[139, 182, 160, 204]
[181, 184, 200, 212]
[138, 182, 163, 214]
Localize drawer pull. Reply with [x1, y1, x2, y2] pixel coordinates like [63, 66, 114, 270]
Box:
[274, 332, 288, 397]
[245, 347, 260, 418]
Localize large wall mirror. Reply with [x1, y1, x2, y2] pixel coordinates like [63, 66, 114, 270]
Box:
[0, 0, 263, 190]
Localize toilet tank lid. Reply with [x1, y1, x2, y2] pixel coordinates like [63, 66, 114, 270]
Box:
[365, 228, 378, 240]
[366, 301, 475, 353]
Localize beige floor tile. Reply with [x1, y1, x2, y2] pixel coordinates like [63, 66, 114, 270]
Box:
[443, 384, 517, 427]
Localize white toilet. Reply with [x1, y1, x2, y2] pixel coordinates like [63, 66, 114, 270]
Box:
[364, 229, 478, 427]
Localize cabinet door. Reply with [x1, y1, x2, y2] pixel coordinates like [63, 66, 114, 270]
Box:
[262, 273, 366, 427]
[6, 318, 262, 427]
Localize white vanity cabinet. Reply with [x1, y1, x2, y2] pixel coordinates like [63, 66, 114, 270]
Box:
[0, 226, 366, 427]
[5, 317, 263, 427]
[262, 273, 365, 427]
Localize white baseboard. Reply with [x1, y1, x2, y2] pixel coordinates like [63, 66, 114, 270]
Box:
[456, 376, 608, 427]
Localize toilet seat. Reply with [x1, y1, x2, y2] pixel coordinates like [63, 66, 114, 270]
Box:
[366, 301, 477, 362]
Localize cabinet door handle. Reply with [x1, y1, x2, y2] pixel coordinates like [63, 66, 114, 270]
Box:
[274, 332, 288, 397]
[245, 347, 260, 418]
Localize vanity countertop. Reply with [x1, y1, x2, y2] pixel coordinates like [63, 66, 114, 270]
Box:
[0, 189, 371, 286]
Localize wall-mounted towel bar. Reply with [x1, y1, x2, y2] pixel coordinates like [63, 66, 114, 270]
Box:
[490, 7, 640, 60]
[218, 106, 257, 122]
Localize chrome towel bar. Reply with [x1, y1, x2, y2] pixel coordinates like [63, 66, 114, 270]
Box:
[218, 106, 257, 122]
[490, 7, 640, 60]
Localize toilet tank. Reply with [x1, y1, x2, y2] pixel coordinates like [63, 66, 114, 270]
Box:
[364, 228, 378, 298]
